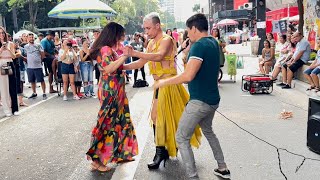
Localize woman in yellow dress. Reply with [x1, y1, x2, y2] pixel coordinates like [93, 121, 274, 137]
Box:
[123, 12, 201, 170]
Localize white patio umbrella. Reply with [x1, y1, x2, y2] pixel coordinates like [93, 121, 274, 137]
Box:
[13, 30, 37, 40]
[48, 0, 117, 19]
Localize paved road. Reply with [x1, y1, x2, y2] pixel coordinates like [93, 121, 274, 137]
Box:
[1, 43, 320, 180]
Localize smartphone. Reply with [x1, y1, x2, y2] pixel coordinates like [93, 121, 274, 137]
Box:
[2, 42, 7, 48]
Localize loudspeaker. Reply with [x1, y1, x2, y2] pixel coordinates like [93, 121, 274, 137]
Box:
[307, 97, 320, 154]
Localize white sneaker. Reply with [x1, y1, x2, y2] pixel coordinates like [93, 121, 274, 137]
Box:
[13, 112, 20, 116]
[5, 113, 12, 117]
[63, 96, 68, 101]
[73, 95, 80, 100]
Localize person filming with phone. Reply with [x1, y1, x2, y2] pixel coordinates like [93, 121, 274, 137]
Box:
[59, 39, 80, 101]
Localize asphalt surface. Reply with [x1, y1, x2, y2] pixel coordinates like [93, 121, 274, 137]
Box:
[0, 43, 320, 180]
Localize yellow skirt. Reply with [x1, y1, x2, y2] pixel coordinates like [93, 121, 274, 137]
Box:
[154, 83, 202, 157]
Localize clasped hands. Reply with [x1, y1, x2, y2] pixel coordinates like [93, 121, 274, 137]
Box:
[123, 45, 135, 57]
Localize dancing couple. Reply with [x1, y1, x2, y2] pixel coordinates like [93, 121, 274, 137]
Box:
[86, 13, 230, 179]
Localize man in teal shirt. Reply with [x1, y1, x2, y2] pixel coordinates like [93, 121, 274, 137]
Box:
[154, 14, 230, 179]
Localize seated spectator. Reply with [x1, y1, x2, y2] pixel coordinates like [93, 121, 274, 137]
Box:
[271, 34, 290, 80]
[304, 44, 320, 92]
[259, 40, 275, 74]
[267, 33, 276, 48]
[280, 31, 311, 89]
[276, 34, 296, 86]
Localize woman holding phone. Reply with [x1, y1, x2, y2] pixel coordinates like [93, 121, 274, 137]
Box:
[59, 39, 80, 101]
[0, 26, 17, 116]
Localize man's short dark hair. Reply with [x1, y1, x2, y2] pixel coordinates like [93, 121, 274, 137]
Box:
[186, 13, 208, 32]
[93, 29, 101, 33]
[38, 33, 44, 37]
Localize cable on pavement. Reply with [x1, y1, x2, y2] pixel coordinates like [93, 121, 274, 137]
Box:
[216, 110, 320, 180]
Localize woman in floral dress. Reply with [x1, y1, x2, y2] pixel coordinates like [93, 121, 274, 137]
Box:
[86, 22, 138, 172]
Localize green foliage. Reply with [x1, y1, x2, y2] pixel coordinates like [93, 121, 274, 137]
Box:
[111, 0, 135, 26]
[192, 3, 200, 13]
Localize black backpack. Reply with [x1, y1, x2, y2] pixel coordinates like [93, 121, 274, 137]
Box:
[133, 79, 149, 88]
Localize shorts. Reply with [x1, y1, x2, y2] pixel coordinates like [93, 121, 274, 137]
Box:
[283, 59, 305, 73]
[27, 68, 44, 83]
[20, 71, 25, 82]
[304, 67, 320, 75]
[43, 57, 54, 73]
[61, 63, 75, 74]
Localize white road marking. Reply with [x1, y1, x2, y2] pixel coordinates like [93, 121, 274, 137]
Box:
[0, 94, 58, 123]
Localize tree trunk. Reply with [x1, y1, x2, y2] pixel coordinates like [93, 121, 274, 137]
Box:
[298, 0, 304, 34]
[28, 0, 38, 32]
[12, 7, 18, 32]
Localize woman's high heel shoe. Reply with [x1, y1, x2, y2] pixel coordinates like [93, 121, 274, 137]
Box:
[147, 146, 169, 169]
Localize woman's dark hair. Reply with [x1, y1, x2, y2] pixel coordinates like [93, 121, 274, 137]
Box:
[90, 22, 125, 59]
[267, 32, 274, 39]
[166, 29, 172, 37]
[182, 30, 188, 41]
[0, 26, 8, 47]
[280, 34, 287, 41]
[264, 40, 271, 48]
[81, 37, 87, 44]
[186, 13, 208, 32]
[211, 28, 221, 39]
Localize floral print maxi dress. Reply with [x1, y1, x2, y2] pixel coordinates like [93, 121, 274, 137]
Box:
[86, 46, 138, 166]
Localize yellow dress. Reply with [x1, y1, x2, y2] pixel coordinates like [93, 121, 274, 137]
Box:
[147, 34, 202, 157]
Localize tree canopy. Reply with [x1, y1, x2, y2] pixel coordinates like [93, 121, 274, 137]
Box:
[0, 0, 182, 35]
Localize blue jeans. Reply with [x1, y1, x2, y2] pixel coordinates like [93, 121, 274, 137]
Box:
[80, 62, 94, 94]
[304, 67, 320, 75]
[176, 100, 226, 178]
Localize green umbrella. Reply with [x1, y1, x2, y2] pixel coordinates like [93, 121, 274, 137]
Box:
[48, 0, 117, 19]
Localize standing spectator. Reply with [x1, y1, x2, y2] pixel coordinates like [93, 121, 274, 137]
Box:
[0, 26, 18, 117]
[172, 28, 179, 47]
[123, 36, 132, 84]
[281, 31, 311, 89]
[41, 30, 57, 93]
[13, 39, 27, 106]
[18, 40, 28, 106]
[92, 29, 101, 84]
[54, 33, 61, 50]
[35, 33, 44, 44]
[80, 38, 94, 97]
[166, 29, 173, 37]
[7, 33, 12, 42]
[242, 24, 249, 46]
[130, 32, 146, 83]
[21, 33, 28, 44]
[25, 33, 47, 100]
[211, 28, 226, 67]
[73, 44, 83, 98]
[59, 39, 80, 101]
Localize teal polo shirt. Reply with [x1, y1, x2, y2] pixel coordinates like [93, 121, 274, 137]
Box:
[187, 37, 220, 105]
